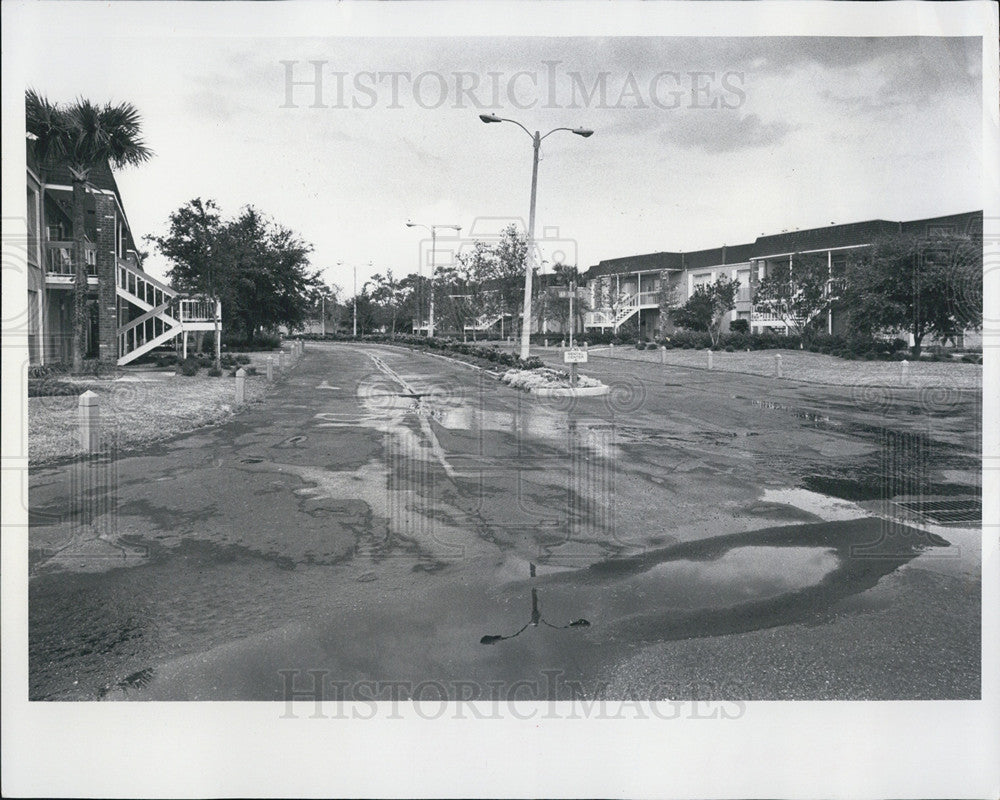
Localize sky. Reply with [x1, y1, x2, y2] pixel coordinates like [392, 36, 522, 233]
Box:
[21, 32, 984, 295]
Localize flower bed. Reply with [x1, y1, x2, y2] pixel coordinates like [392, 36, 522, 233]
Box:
[501, 367, 603, 392]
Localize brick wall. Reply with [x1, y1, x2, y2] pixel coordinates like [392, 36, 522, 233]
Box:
[94, 193, 119, 365]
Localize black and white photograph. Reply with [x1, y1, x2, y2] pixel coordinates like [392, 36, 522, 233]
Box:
[2, 1, 998, 797]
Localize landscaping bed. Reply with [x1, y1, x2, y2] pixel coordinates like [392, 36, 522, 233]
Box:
[27, 351, 280, 465]
[500, 367, 607, 396]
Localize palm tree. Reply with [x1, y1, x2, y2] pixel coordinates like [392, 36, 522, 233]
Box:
[26, 90, 152, 372]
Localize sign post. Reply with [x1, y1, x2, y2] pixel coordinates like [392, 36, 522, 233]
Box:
[563, 346, 588, 387]
[557, 279, 589, 386]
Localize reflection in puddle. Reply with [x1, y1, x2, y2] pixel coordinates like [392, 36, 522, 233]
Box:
[628, 546, 838, 610]
[481, 563, 590, 644]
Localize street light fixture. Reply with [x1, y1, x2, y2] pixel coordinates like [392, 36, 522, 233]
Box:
[405, 221, 462, 338]
[478, 114, 593, 360]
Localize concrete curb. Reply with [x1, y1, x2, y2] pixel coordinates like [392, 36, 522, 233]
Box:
[529, 384, 610, 397]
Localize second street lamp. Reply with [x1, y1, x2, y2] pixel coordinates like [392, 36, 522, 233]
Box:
[478, 114, 593, 361]
[406, 221, 461, 337]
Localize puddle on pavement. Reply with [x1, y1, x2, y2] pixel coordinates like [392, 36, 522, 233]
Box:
[29, 515, 952, 701]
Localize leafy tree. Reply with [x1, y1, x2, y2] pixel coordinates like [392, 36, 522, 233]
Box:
[304, 281, 342, 334]
[26, 90, 152, 372]
[222, 207, 320, 338]
[399, 272, 431, 333]
[671, 276, 740, 347]
[368, 270, 408, 335]
[538, 264, 589, 336]
[455, 240, 497, 331]
[842, 232, 982, 356]
[753, 252, 831, 338]
[433, 263, 476, 336]
[145, 198, 224, 367]
[481, 225, 528, 338]
[150, 202, 320, 343]
[656, 272, 681, 338]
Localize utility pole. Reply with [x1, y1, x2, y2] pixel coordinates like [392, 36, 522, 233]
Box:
[352, 264, 357, 338]
[406, 222, 461, 337]
[569, 278, 577, 387]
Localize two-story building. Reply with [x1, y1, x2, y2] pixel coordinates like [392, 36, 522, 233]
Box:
[25, 134, 220, 367]
[581, 210, 983, 340]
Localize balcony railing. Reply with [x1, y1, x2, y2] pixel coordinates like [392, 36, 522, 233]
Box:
[637, 291, 659, 307]
[45, 241, 96, 276]
[179, 297, 217, 323]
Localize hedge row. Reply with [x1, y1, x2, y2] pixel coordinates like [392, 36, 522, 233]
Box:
[300, 332, 544, 370]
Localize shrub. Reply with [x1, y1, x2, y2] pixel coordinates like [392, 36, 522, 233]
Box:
[724, 345, 735, 353]
[28, 378, 86, 397]
[635, 342, 646, 350]
[207, 366, 223, 377]
[179, 361, 199, 376]
[729, 318, 749, 334]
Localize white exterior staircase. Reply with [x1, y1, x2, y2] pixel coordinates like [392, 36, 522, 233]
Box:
[584, 293, 640, 332]
[116, 261, 219, 365]
[464, 312, 507, 331]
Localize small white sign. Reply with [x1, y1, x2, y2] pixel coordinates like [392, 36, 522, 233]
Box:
[563, 348, 588, 364]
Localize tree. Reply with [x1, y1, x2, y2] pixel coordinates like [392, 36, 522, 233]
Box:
[484, 225, 528, 338]
[671, 276, 740, 347]
[433, 263, 476, 336]
[539, 263, 589, 336]
[842, 232, 982, 356]
[656, 272, 681, 338]
[753, 252, 831, 338]
[222, 207, 320, 339]
[26, 90, 152, 372]
[368, 270, 407, 335]
[304, 281, 342, 335]
[145, 198, 224, 367]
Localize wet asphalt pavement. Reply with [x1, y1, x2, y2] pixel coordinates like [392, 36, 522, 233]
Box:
[28, 342, 981, 700]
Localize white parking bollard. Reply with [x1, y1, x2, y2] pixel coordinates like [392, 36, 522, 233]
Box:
[775, 353, 783, 378]
[278, 351, 285, 371]
[266, 355, 274, 382]
[660, 345, 667, 364]
[78, 390, 100, 453]
[235, 367, 246, 403]
[901, 359, 909, 384]
[609, 343, 615, 354]
[707, 349, 714, 370]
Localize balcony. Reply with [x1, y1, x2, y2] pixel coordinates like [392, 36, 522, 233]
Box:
[45, 241, 97, 283]
[179, 297, 218, 324]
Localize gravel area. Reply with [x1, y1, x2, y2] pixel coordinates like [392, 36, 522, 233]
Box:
[28, 351, 285, 465]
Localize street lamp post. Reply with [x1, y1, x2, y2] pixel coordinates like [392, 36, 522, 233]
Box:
[406, 221, 461, 338]
[478, 114, 593, 361]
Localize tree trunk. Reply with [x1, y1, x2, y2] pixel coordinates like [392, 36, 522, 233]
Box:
[71, 178, 88, 373]
[911, 330, 924, 358]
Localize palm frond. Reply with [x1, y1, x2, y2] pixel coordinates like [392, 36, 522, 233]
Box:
[25, 89, 69, 166]
[64, 96, 153, 171]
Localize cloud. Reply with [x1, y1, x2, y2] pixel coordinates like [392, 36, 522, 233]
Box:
[666, 111, 796, 153]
